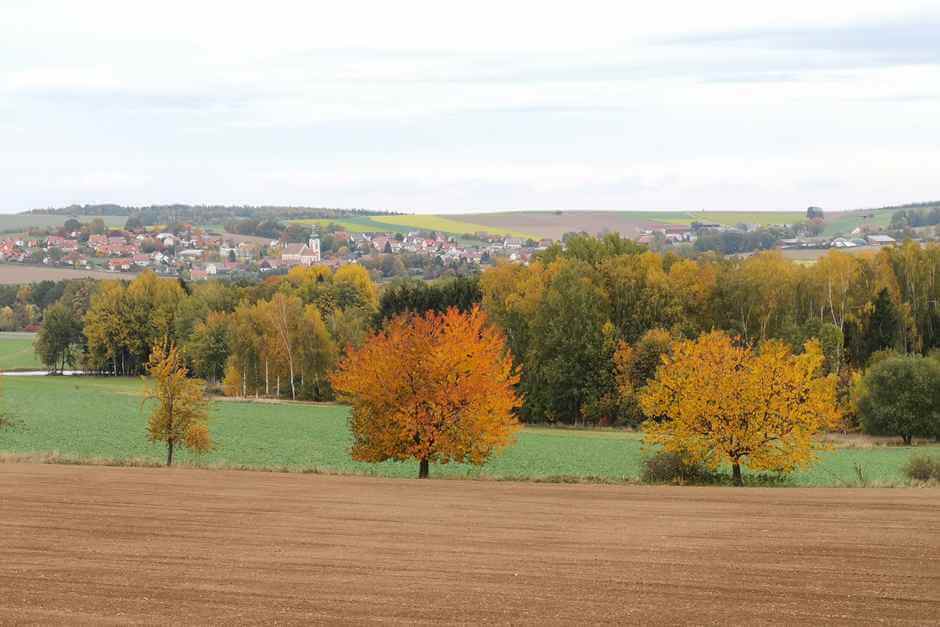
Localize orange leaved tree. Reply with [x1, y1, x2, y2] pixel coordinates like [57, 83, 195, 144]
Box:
[143, 344, 212, 466]
[331, 306, 521, 478]
[639, 331, 840, 486]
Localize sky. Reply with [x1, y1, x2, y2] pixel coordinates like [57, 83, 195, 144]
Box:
[1, 0, 939, 214]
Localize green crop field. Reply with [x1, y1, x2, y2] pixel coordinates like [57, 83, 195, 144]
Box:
[0, 376, 931, 486]
[0, 214, 125, 234]
[0, 333, 43, 371]
[821, 209, 895, 236]
[615, 211, 805, 227]
[696, 211, 806, 226]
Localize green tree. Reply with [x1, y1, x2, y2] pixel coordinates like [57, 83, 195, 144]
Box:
[523, 259, 612, 423]
[34, 302, 83, 373]
[855, 354, 940, 444]
[185, 311, 230, 383]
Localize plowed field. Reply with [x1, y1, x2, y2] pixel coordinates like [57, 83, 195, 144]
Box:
[1, 464, 937, 624]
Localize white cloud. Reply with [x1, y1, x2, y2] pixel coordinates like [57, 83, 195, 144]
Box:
[0, 0, 938, 212]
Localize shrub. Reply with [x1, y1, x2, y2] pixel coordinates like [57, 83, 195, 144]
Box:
[903, 454, 940, 482]
[641, 450, 715, 485]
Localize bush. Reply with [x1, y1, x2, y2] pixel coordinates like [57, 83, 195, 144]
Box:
[903, 454, 940, 482]
[641, 450, 715, 485]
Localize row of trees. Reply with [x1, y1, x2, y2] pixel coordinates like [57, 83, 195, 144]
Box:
[36, 265, 380, 400]
[479, 235, 940, 424]
[35, 233, 940, 428]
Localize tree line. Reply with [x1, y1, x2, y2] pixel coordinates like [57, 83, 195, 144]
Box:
[33, 233, 940, 425]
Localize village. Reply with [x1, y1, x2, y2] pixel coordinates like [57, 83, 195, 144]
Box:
[0, 223, 556, 281]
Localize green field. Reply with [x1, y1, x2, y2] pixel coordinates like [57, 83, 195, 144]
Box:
[0, 214, 125, 234]
[821, 209, 895, 236]
[696, 211, 806, 226]
[0, 333, 43, 370]
[0, 376, 931, 486]
[629, 211, 806, 226]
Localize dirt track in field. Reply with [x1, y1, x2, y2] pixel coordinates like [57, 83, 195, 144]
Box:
[1, 464, 938, 625]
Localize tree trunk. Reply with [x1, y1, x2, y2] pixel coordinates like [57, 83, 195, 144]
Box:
[166, 440, 174, 467]
[418, 458, 429, 479]
[288, 357, 296, 401]
[732, 462, 743, 487]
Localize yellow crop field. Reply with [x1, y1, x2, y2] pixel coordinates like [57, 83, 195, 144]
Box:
[370, 215, 539, 239]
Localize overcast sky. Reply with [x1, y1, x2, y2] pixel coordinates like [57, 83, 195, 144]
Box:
[2, 1, 938, 214]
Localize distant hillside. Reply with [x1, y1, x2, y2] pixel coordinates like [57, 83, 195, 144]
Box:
[26, 204, 398, 228]
[23, 200, 940, 240]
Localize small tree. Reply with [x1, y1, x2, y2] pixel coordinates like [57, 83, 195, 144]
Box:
[331, 306, 521, 478]
[640, 331, 840, 486]
[854, 354, 940, 445]
[143, 344, 212, 466]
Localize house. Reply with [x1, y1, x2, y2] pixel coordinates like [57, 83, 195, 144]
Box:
[504, 237, 525, 249]
[664, 226, 693, 242]
[831, 237, 857, 248]
[281, 238, 321, 266]
[867, 234, 896, 246]
[371, 235, 391, 252]
[108, 257, 133, 272]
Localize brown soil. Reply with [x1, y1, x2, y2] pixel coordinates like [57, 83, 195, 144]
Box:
[0, 265, 138, 284]
[1, 463, 938, 624]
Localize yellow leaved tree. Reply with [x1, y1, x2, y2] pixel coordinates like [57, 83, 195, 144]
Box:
[331, 306, 521, 478]
[639, 331, 840, 485]
[143, 344, 212, 466]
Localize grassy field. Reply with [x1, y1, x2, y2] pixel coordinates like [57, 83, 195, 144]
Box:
[821, 209, 895, 236]
[0, 376, 933, 486]
[0, 214, 125, 234]
[0, 333, 42, 370]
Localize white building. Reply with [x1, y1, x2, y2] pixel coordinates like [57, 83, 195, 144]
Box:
[281, 238, 321, 266]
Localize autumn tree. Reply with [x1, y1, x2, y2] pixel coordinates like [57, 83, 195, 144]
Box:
[331, 306, 521, 478]
[614, 328, 674, 425]
[143, 344, 212, 466]
[640, 331, 840, 485]
[84, 272, 185, 375]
